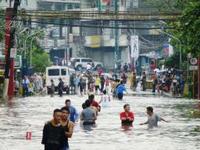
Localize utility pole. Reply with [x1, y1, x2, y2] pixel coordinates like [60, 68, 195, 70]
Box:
[198, 57, 200, 100]
[3, 0, 20, 99]
[114, 0, 120, 70]
[98, 0, 101, 12]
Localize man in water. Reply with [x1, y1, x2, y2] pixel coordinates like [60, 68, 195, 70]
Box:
[116, 81, 126, 100]
[140, 106, 168, 128]
[64, 99, 79, 123]
[89, 94, 101, 113]
[120, 104, 134, 127]
[60, 107, 74, 150]
[42, 109, 65, 150]
[80, 100, 97, 125]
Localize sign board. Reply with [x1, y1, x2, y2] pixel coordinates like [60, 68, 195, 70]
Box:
[0, 55, 22, 68]
[100, 0, 111, 11]
[10, 48, 17, 58]
[132, 0, 139, 8]
[0, 69, 4, 77]
[130, 35, 139, 62]
[190, 58, 198, 65]
[189, 65, 198, 71]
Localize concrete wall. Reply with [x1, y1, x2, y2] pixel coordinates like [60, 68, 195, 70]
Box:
[86, 47, 129, 69]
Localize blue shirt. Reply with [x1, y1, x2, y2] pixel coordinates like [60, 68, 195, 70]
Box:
[68, 106, 79, 123]
[116, 84, 126, 94]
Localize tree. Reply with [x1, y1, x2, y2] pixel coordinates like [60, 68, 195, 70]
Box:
[178, 0, 200, 56]
[143, 0, 187, 11]
[32, 47, 51, 73]
[18, 31, 51, 73]
[0, 9, 5, 42]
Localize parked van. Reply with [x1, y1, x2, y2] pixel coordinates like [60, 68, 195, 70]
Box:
[46, 66, 75, 93]
[70, 57, 103, 71]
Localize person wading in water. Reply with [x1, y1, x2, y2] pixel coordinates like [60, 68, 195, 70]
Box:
[60, 107, 74, 150]
[42, 109, 65, 150]
[120, 104, 134, 127]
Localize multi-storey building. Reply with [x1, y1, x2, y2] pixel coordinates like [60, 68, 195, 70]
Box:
[80, 0, 169, 70]
[80, 0, 130, 69]
[0, 0, 37, 10]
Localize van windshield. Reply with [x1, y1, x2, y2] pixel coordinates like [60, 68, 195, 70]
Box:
[48, 69, 60, 76]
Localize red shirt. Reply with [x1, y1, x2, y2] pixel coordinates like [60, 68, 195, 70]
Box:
[120, 112, 134, 121]
[91, 100, 100, 108]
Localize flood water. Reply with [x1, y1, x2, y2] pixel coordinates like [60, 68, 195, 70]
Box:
[0, 95, 200, 150]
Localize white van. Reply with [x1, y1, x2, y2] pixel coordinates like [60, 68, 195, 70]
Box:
[46, 66, 75, 92]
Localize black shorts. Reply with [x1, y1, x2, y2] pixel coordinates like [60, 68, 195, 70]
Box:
[83, 122, 95, 125]
[117, 93, 123, 100]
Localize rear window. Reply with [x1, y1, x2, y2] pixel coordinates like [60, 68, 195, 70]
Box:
[82, 59, 92, 62]
[72, 59, 80, 63]
[61, 69, 67, 76]
[48, 69, 59, 76]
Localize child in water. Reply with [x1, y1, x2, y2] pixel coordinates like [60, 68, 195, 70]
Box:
[99, 90, 111, 108]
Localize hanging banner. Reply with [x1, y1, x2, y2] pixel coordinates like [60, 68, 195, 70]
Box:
[100, 0, 111, 11]
[130, 35, 139, 62]
[132, 0, 139, 8]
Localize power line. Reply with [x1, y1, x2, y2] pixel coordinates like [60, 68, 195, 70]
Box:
[0, 16, 175, 30]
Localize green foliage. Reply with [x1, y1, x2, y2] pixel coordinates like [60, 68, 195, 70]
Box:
[164, 52, 180, 68]
[164, 51, 187, 69]
[143, 0, 187, 11]
[178, 0, 200, 56]
[0, 9, 5, 42]
[32, 46, 51, 73]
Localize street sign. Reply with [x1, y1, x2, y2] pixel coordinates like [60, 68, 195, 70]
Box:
[189, 65, 198, 71]
[130, 35, 139, 61]
[190, 58, 198, 65]
[10, 48, 17, 58]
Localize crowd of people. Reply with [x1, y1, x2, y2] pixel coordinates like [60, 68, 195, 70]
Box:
[151, 69, 185, 97]
[48, 71, 129, 100]
[15, 73, 46, 97]
[42, 95, 168, 150]
[128, 68, 185, 97]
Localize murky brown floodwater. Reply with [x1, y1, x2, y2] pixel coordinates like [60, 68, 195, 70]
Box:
[0, 95, 200, 150]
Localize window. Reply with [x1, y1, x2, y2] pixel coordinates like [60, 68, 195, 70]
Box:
[61, 69, 67, 76]
[48, 69, 59, 76]
[68, 4, 72, 9]
[72, 59, 80, 63]
[74, 4, 80, 9]
[55, 3, 65, 11]
[82, 59, 93, 63]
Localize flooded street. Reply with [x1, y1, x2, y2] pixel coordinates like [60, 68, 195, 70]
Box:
[0, 95, 200, 150]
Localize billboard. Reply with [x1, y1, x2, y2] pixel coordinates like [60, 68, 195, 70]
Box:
[130, 35, 139, 62]
[163, 44, 174, 58]
[100, 0, 111, 11]
[85, 36, 101, 48]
